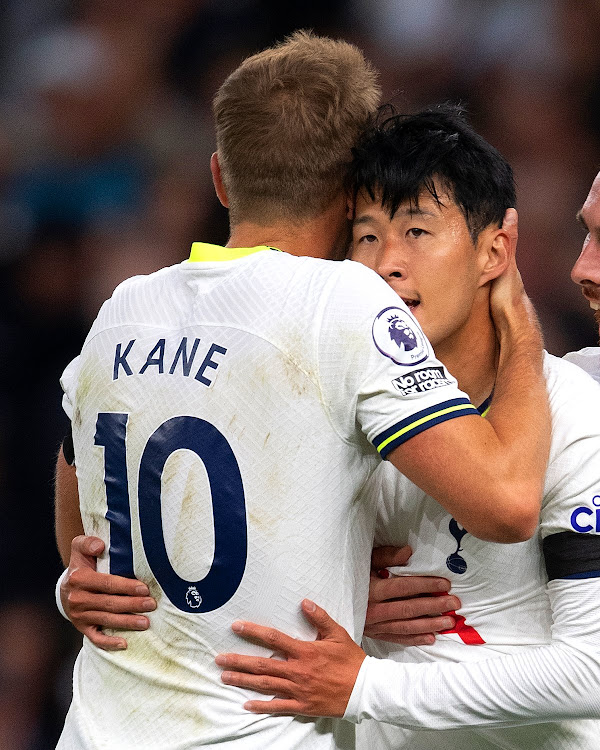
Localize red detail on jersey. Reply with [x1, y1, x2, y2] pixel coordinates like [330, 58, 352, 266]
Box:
[439, 611, 485, 645]
[432, 591, 485, 645]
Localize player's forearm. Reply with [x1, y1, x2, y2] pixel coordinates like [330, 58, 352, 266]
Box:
[345, 578, 600, 730]
[485, 295, 550, 517]
[55, 448, 84, 566]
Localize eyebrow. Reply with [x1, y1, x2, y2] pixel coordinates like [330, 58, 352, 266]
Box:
[354, 207, 438, 225]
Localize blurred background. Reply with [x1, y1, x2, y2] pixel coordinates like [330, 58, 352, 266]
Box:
[0, 1, 598, 747]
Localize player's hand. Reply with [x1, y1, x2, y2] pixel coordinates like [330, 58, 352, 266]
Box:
[501, 206, 518, 254]
[62, 535, 156, 651]
[490, 208, 538, 336]
[365, 546, 459, 645]
[217, 599, 365, 717]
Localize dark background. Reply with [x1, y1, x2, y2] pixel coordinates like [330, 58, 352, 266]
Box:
[0, 2, 598, 747]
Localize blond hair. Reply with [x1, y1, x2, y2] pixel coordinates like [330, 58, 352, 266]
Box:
[213, 30, 380, 225]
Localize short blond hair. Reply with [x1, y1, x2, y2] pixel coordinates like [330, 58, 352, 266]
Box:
[213, 31, 380, 225]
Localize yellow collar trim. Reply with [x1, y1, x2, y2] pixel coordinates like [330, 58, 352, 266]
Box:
[188, 242, 277, 262]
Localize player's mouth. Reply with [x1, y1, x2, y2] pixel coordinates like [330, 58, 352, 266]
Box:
[401, 296, 420, 310]
[582, 287, 600, 310]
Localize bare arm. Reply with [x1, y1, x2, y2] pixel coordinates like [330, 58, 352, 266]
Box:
[55, 446, 84, 566]
[217, 580, 600, 725]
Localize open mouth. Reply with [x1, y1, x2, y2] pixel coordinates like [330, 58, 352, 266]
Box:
[582, 287, 600, 310]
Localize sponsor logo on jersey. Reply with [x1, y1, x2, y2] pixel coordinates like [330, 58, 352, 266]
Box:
[372, 306, 429, 366]
[571, 494, 600, 533]
[392, 366, 452, 395]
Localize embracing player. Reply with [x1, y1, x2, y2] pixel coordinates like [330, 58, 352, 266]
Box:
[54, 36, 550, 750]
[215, 107, 600, 750]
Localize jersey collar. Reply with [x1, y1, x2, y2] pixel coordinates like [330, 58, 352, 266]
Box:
[188, 242, 279, 262]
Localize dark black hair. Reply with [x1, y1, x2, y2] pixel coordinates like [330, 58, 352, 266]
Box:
[348, 103, 516, 241]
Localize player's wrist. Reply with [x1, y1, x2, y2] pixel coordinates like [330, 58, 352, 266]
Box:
[496, 299, 544, 368]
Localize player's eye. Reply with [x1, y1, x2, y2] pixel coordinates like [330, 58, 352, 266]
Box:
[407, 228, 427, 238]
[358, 234, 378, 244]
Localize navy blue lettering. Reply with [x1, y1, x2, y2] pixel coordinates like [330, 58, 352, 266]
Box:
[140, 339, 166, 374]
[113, 340, 135, 380]
[571, 506, 594, 533]
[195, 344, 227, 386]
[96, 412, 247, 613]
[169, 337, 201, 376]
[139, 416, 247, 612]
[94, 413, 134, 576]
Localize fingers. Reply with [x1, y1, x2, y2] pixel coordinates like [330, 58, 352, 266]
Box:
[231, 621, 303, 657]
[502, 208, 519, 255]
[66, 566, 150, 597]
[69, 593, 156, 615]
[365, 632, 436, 647]
[216, 653, 291, 679]
[83, 625, 129, 652]
[243, 698, 299, 715]
[221, 670, 293, 696]
[66, 587, 156, 616]
[364, 612, 455, 639]
[369, 574, 451, 604]
[79, 611, 150, 630]
[365, 594, 459, 627]
[300, 599, 348, 641]
[71, 534, 105, 559]
[371, 545, 412, 571]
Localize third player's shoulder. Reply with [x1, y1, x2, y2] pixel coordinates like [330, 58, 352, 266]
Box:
[562, 347, 600, 385]
[544, 350, 600, 403]
[543, 351, 600, 452]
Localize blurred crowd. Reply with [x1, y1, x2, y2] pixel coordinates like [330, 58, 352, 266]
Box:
[0, 1, 598, 748]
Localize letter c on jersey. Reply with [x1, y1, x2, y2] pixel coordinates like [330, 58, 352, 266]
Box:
[570, 506, 598, 533]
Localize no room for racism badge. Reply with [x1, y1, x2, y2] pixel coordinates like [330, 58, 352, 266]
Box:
[372, 306, 429, 366]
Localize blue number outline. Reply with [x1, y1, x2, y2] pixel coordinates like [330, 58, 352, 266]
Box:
[95, 412, 247, 612]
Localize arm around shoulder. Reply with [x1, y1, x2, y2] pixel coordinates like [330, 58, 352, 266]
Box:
[387, 265, 550, 543]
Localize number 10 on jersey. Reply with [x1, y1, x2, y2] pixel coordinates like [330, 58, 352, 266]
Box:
[94, 412, 248, 613]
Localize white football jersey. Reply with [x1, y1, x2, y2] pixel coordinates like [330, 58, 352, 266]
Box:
[360, 353, 600, 749]
[57, 244, 475, 750]
[563, 346, 600, 384]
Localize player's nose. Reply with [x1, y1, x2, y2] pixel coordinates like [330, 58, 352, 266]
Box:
[376, 243, 407, 283]
[571, 238, 600, 287]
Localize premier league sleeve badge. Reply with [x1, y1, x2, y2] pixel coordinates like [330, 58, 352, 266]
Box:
[372, 306, 429, 366]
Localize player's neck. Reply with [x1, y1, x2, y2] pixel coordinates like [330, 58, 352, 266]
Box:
[434, 296, 498, 408]
[226, 199, 351, 261]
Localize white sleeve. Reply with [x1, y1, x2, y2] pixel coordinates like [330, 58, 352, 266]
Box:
[60, 354, 81, 421]
[316, 261, 477, 456]
[344, 576, 600, 729]
[55, 569, 69, 620]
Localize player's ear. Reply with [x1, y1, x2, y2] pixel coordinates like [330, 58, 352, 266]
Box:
[211, 152, 229, 208]
[477, 224, 511, 287]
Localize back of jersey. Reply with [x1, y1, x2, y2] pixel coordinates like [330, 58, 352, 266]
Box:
[60, 250, 378, 750]
[60, 247, 474, 749]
